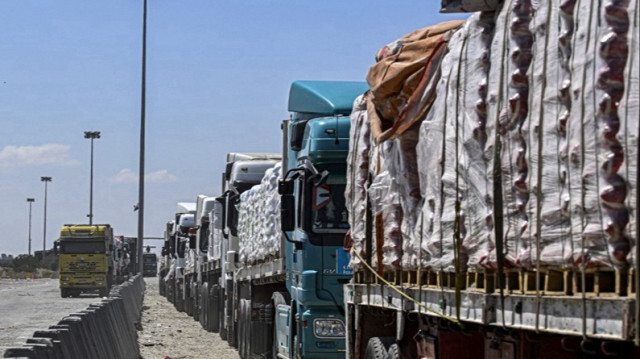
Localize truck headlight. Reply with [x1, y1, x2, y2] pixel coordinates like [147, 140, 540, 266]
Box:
[313, 319, 345, 338]
[96, 277, 104, 282]
[62, 276, 70, 281]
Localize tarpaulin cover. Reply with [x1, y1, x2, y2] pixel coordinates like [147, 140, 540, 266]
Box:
[347, 0, 640, 273]
[440, 0, 501, 13]
[366, 20, 465, 144]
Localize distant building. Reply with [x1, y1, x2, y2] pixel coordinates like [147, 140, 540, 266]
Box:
[0, 253, 13, 266]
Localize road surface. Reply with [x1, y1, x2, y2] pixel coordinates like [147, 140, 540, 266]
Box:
[0, 278, 103, 353]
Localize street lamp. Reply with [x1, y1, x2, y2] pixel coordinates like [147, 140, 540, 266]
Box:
[137, 0, 148, 275]
[84, 131, 101, 225]
[27, 198, 35, 256]
[41, 176, 52, 261]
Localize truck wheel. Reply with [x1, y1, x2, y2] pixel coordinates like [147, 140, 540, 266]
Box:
[364, 337, 394, 359]
[184, 280, 193, 316]
[385, 343, 400, 359]
[242, 299, 251, 359]
[60, 288, 68, 298]
[200, 282, 208, 328]
[99, 288, 109, 297]
[238, 300, 246, 359]
[271, 292, 287, 359]
[219, 289, 227, 339]
[175, 282, 184, 312]
[227, 301, 237, 348]
[192, 282, 199, 320]
[245, 300, 252, 358]
[209, 284, 221, 332]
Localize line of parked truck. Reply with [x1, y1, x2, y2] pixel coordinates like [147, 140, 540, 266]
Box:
[54, 224, 138, 297]
[158, 1, 640, 358]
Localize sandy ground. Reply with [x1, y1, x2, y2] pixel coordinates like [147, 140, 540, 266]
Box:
[138, 277, 238, 359]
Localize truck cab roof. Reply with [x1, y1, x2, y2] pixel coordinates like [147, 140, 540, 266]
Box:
[288, 80, 368, 117]
[230, 159, 280, 188]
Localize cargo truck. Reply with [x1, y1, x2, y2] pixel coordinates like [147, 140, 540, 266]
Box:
[162, 203, 197, 312]
[196, 153, 281, 343]
[182, 194, 218, 317]
[143, 252, 157, 277]
[191, 81, 367, 359]
[344, 1, 640, 358]
[55, 224, 115, 297]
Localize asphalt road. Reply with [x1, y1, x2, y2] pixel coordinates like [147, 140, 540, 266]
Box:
[0, 278, 104, 354]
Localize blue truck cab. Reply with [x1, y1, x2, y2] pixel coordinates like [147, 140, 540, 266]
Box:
[277, 80, 368, 358]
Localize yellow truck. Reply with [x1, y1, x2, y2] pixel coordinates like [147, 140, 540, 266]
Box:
[55, 224, 115, 297]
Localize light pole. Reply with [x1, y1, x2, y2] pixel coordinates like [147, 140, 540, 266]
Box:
[41, 176, 52, 261]
[84, 131, 101, 225]
[27, 198, 35, 256]
[137, 0, 148, 275]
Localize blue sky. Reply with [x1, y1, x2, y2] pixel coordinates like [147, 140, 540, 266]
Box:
[0, 1, 466, 256]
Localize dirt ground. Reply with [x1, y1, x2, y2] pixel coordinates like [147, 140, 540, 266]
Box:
[138, 277, 238, 359]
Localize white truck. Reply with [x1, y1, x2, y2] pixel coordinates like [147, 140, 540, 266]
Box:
[161, 202, 196, 312]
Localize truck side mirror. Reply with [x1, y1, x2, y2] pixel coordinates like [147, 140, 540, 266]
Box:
[189, 235, 196, 249]
[290, 120, 309, 151]
[281, 194, 295, 231]
[53, 242, 59, 255]
[225, 162, 234, 180]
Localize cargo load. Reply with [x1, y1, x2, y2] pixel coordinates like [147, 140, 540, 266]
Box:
[346, 1, 640, 357]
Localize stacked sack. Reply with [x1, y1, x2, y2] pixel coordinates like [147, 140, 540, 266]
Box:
[237, 162, 283, 265]
[347, 0, 639, 274]
[347, 20, 465, 272]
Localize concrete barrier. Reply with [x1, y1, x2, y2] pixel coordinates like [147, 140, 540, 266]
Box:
[3, 274, 145, 359]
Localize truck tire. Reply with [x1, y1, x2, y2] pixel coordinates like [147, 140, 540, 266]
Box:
[184, 280, 193, 316]
[60, 288, 68, 298]
[192, 282, 199, 321]
[364, 337, 394, 359]
[219, 288, 227, 339]
[271, 292, 287, 359]
[227, 313, 237, 347]
[271, 312, 278, 359]
[245, 299, 252, 358]
[175, 282, 184, 312]
[200, 282, 208, 328]
[239, 300, 246, 359]
[385, 343, 400, 359]
[209, 284, 220, 332]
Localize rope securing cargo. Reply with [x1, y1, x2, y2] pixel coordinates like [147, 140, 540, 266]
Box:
[351, 249, 462, 327]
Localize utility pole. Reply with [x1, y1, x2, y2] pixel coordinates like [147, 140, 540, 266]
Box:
[27, 198, 35, 256]
[41, 176, 52, 261]
[137, 0, 148, 275]
[84, 131, 101, 225]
